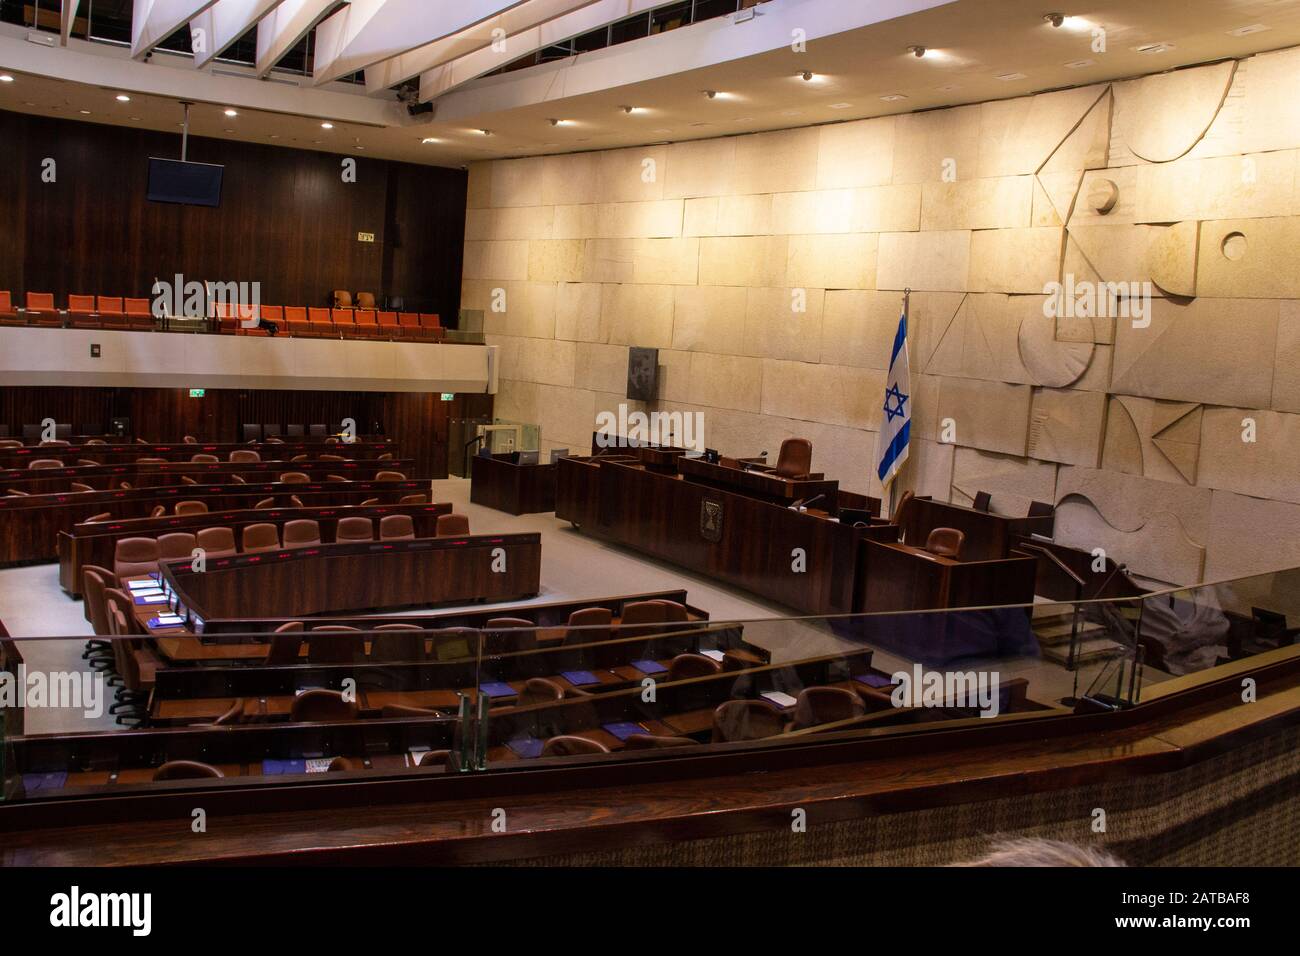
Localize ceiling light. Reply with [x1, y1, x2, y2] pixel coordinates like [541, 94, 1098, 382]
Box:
[477, 128, 493, 135]
[116, 94, 131, 102]
[1228, 24, 1270, 37]
[996, 72, 1028, 81]
[620, 105, 646, 114]
[0, 74, 14, 83]
[907, 45, 927, 58]
[129, 116, 140, 121]
[224, 108, 237, 117]
[828, 102, 853, 110]
[702, 90, 718, 99]
[224, 128, 234, 133]
[79, 109, 91, 115]
[880, 94, 908, 102]
[355, 145, 365, 150]
[1134, 42, 1174, 54]
[320, 121, 333, 129]
[548, 118, 573, 126]
[1044, 12, 1065, 28]
[800, 71, 815, 81]
[1064, 58, 1095, 69]
[270, 134, 279, 139]
[421, 136, 439, 144]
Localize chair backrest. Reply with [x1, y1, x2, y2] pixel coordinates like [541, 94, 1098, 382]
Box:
[82, 565, 115, 636]
[266, 621, 304, 665]
[924, 526, 965, 558]
[379, 514, 415, 540]
[282, 519, 321, 548]
[309, 307, 332, 325]
[70, 482, 94, 493]
[255, 497, 276, 509]
[96, 296, 124, 314]
[369, 624, 426, 663]
[332, 308, 355, 325]
[150, 504, 166, 518]
[356, 292, 376, 309]
[279, 471, 309, 483]
[318, 453, 346, 461]
[175, 500, 208, 516]
[893, 488, 915, 527]
[436, 513, 470, 536]
[26, 292, 55, 310]
[113, 537, 160, 578]
[28, 458, 63, 470]
[710, 699, 787, 742]
[485, 617, 536, 652]
[242, 522, 281, 553]
[398, 312, 420, 327]
[667, 653, 723, 682]
[157, 532, 197, 561]
[190, 453, 218, 463]
[306, 627, 364, 664]
[284, 306, 307, 324]
[124, 298, 152, 317]
[541, 735, 609, 757]
[398, 493, 427, 504]
[518, 677, 566, 706]
[775, 437, 813, 479]
[419, 313, 441, 328]
[153, 760, 224, 781]
[229, 449, 260, 463]
[562, 606, 612, 645]
[790, 686, 866, 730]
[1028, 499, 1055, 518]
[972, 490, 992, 512]
[68, 294, 96, 312]
[374, 470, 406, 481]
[332, 290, 353, 308]
[86, 511, 111, 523]
[196, 526, 237, 558]
[335, 516, 374, 542]
[291, 689, 360, 722]
[0, 290, 10, 312]
[377, 311, 398, 327]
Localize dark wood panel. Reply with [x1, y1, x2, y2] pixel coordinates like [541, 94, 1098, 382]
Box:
[0, 108, 466, 316]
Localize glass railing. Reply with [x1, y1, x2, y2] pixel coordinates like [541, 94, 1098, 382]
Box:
[1, 566, 1297, 800]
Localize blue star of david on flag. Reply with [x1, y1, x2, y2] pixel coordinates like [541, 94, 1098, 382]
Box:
[883, 384, 908, 423]
[876, 296, 912, 488]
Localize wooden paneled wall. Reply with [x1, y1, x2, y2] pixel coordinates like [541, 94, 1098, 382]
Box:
[0, 109, 467, 318]
[0, 387, 494, 479]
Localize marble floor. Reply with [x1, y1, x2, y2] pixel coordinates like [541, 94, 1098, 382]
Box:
[0, 476, 1122, 735]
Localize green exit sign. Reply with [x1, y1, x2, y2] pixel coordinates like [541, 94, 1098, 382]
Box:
[188, 388, 205, 398]
[440, 393, 454, 401]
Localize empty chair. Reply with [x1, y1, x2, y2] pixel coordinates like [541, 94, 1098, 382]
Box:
[255, 497, 276, 509]
[195, 526, 237, 558]
[190, 453, 218, 463]
[376, 311, 399, 336]
[485, 617, 536, 652]
[325, 474, 347, 482]
[153, 761, 224, 781]
[972, 490, 992, 512]
[355, 291, 376, 309]
[711, 699, 787, 743]
[436, 513, 470, 536]
[241, 424, 262, 442]
[263, 425, 282, 439]
[377, 452, 393, 460]
[25, 291, 56, 312]
[375, 470, 406, 481]
[289, 495, 305, 508]
[517, 677, 566, 706]
[774, 437, 813, 479]
[229, 449, 260, 463]
[86, 512, 112, 523]
[924, 527, 965, 559]
[175, 500, 208, 516]
[113, 537, 160, 578]
[306, 626, 364, 664]
[96, 296, 124, 316]
[157, 532, 197, 562]
[892, 488, 915, 527]
[624, 734, 696, 750]
[618, 599, 686, 638]
[309, 424, 328, 436]
[354, 310, 379, 336]
[379, 514, 415, 540]
[789, 686, 866, 730]
[123, 298, 153, 327]
[183, 436, 198, 444]
[541, 735, 610, 757]
[211, 698, 245, 726]
[283, 519, 321, 548]
[28, 458, 63, 470]
[308, 307, 334, 335]
[369, 624, 425, 663]
[335, 516, 374, 542]
[289, 689, 359, 722]
[229, 474, 246, 484]
[150, 504, 166, 518]
[332, 290, 353, 308]
[562, 607, 613, 646]
[360, 498, 380, 506]
[318, 453, 346, 461]
[290, 454, 308, 462]
[398, 493, 427, 504]
[265, 621, 303, 665]
[242, 522, 281, 553]
[419, 750, 451, 768]
[279, 471, 309, 483]
[70, 482, 94, 493]
[283, 307, 309, 335]
[68, 293, 96, 313]
[667, 653, 723, 681]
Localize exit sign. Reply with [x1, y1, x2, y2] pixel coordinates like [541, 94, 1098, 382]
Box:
[189, 389, 205, 398]
[440, 393, 454, 401]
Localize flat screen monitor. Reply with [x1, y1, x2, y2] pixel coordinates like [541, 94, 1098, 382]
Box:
[147, 158, 224, 207]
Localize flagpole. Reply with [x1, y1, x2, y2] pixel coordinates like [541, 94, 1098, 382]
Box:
[886, 287, 911, 520]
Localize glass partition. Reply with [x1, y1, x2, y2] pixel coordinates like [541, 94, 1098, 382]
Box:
[1, 566, 1297, 800]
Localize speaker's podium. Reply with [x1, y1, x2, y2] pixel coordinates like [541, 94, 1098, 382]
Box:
[470, 449, 558, 515]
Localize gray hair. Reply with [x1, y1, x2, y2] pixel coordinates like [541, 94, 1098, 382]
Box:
[954, 838, 1126, 867]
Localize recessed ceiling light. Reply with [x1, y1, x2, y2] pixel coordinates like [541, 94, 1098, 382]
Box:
[129, 116, 140, 121]
[0, 74, 14, 83]
[421, 136, 439, 144]
[1044, 12, 1066, 27]
[320, 121, 334, 129]
[1134, 42, 1174, 54]
[1064, 58, 1095, 69]
[79, 109, 91, 114]
[800, 71, 815, 81]
[115, 94, 131, 102]
[270, 134, 279, 139]
[702, 90, 718, 99]
[620, 105, 646, 114]
[996, 72, 1028, 81]
[780, 109, 804, 117]
[1228, 24, 1270, 37]
[476, 128, 493, 135]
[224, 108, 237, 117]
[224, 128, 234, 133]
[312, 140, 322, 144]
[880, 94, 908, 102]
[548, 118, 573, 126]
[907, 45, 927, 58]
[828, 102, 853, 110]
[23, 101, 35, 106]
[355, 145, 365, 150]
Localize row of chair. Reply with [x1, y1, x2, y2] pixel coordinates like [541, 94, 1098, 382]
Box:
[110, 513, 468, 578]
[0, 291, 154, 329]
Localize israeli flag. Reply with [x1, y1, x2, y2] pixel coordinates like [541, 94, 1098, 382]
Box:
[876, 294, 911, 489]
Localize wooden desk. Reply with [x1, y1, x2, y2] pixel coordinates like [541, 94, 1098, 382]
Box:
[0, 439, 395, 469]
[58, 502, 451, 596]
[902, 497, 1053, 561]
[470, 453, 556, 514]
[862, 540, 1038, 612]
[676, 455, 841, 510]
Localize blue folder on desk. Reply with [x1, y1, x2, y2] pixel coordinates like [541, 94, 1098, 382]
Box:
[133, 594, 167, 606]
[855, 673, 894, 689]
[479, 681, 517, 699]
[506, 737, 543, 759]
[602, 721, 647, 741]
[261, 759, 307, 775]
[631, 660, 666, 675]
[560, 670, 601, 686]
[23, 772, 68, 792]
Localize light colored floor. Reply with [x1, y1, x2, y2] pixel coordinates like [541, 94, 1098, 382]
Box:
[0, 476, 1119, 735]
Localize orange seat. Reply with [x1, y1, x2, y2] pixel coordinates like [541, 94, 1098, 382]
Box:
[124, 298, 151, 316]
[284, 306, 310, 335]
[308, 307, 333, 334]
[376, 311, 399, 333]
[26, 292, 55, 311]
[68, 294, 96, 313]
[353, 310, 378, 337]
[96, 296, 124, 315]
[331, 308, 355, 331]
[260, 305, 283, 324]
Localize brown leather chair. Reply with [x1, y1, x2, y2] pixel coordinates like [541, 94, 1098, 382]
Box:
[710, 699, 787, 742]
[196, 526, 237, 558]
[436, 513, 470, 536]
[369, 623, 425, 662]
[893, 488, 914, 527]
[229, 474, 247, 484]
[180, 475, 199, 485]
[562, 607, 613, 645]
[279, 471, 310, 483]
[228, 449, 260, 463]
[325, 474, 347, 483]
[318, 453, 346, 461]
[283, 519, 321, 548]
[374, 470, 406, 481]
[183, 435, 198, 444]
[360, 498, 380, 506]
[254, 497, 276, 509]
[157, 531, 197, 562]
[789, 686, 866, 730]
[175, 500, 208, 516]
[332, 289, 353, 308]
[113, 537, 159, 578]
[419, 750, 451, 768]
[924, 526, 965, 558]
[335, 516, 374, 543]
[398, 494, 427, 504]
[150, 504, 166, 518]
[82, 565, 115, 636]
[541, 735, 610, 757]
[289, 689, 359, 722]
[290, 495, 305, 508]
[28, 458, 63, 470]
[153, 760, 224, 781]
[667, 653, 723, 681]
[485, 617, 536, 652]
[190, 453, 218, 463]
[518, 677, 566, 706]
[774, 437, 813, 479]
[242, 522, 281, 553]
[327, 757, 357, 772]
[619, 599, 686, 637]
[379, 514, 416, 540]
[86, 512, 112, 523]
[355, 291, 376, 309]
[265, 621, 304, 665]
[212, 698, 245, 726]
[307, 626, 364, 664]
[624, 733, 696, 750]
[70, 482, 94, 493]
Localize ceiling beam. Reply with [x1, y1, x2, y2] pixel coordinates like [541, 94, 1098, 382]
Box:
[417, 0, 656, 102]
[253, 0, 336, 77]
[189, 0, 288, 69]
[363, 0, 603, 96]
[313, 0, 531, 86]
[131, 0, 221, 60]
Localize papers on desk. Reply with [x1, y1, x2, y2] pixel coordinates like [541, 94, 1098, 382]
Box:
[126, 579, 159, 592]
[407, 748, 431, 767]
[133, 592, 167, 606]
[506, 737, 543, 759]
[700, 649, 725, 662]
[761, 691, 798, 709]
[560, 670, 601, 686]
[148, 614, 185, 629]
[631, 659, 667, 675]
[601, 721, 647, 741]
[478, 681, 518, 699]
[304, 758, 335, 774]
[855, 673, 894, 689]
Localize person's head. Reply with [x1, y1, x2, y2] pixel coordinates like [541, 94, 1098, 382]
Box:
[954, 838, 1125, 867]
